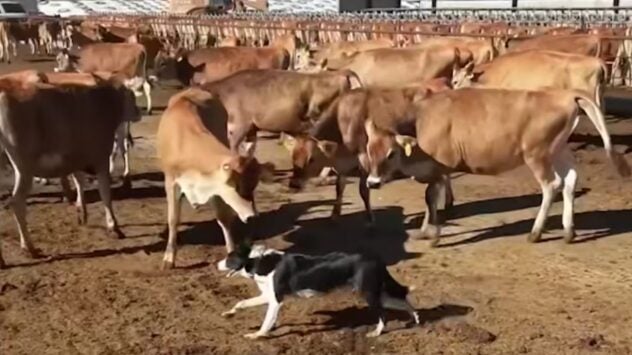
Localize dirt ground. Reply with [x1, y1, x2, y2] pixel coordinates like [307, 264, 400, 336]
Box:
[1, 52, 632, 355]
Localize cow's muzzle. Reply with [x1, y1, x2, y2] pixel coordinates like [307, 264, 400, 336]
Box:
[366, 175, 383, 189]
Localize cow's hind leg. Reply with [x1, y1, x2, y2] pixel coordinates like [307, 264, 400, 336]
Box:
[331, 174, 346, 221]
[143, 80, 152, 114]
[11, 171, 38, 257]
[418, 180, 443, 247]
[554, 147, 578, 243]
[71, 172, 87, 225]
[60, 175, 74, 203]
[526, 156, 561, 243]
[95, 167, 124, 239]
[162, 174, 181, 269]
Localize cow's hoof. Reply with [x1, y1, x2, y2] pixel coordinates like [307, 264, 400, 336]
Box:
[121, 178, 132, 193]
[161, 260, 175, 270]
[76, 209, 87, 225]
[221, 310, 236, 318]
[366, 330, 381, 338]
[244, 332, 266, 340]
[563, 229, 576, 244]
[429, 237, 441, 248]
[21, 247, 43, 259]
[109, 228, 125, 239]
[527, 232, 541, 243]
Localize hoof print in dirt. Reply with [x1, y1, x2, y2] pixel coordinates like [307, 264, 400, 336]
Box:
[432, 320, 496, 344]
[578, 334, 610, 351]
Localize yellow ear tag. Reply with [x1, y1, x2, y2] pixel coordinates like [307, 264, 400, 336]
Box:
[404, 143, 412, 157]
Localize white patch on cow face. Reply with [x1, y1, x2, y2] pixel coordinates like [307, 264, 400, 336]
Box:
[175, 170, 255, 222]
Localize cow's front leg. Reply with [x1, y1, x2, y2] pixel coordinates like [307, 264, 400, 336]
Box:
[95, 167, 124, 239]
[210, 196, 237, 254]
[331, 174, 345, 221]
[222, 294, 268, 317]
[358, 173, 375, 228]
[418, 180, 443, 247]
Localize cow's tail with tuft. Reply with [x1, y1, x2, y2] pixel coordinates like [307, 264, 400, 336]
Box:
[575, 92, 631, 177]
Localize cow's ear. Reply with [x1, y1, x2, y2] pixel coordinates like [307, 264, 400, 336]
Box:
[395, 135, 417, 157]
[281, 134, 296, 152]
[317, 140, 338, 158]
[463, 61, 475, 74]
[193, 62, 206, 72]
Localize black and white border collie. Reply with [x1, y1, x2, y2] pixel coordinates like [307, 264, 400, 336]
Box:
[217, 244, 420, 339]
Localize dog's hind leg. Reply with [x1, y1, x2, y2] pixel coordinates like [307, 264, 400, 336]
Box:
[222, 294, 268, 317]
[381, 294, 420, 325]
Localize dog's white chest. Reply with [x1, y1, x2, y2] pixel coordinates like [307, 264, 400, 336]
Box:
[296, 289, 322, 298]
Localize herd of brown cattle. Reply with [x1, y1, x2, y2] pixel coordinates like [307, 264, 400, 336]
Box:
[0, 16, 630, 270]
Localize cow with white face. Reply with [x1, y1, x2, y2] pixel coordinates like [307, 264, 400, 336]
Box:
[156, 88, 275, 270]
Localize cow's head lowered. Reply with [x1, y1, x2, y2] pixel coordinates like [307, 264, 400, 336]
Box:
[365, 119, 421, 189]
[154, 48, 205, 86]
[219, 146, 276, 218]
[283, 135, 339, 190]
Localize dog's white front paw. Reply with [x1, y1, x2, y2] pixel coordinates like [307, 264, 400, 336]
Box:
[244, 332, 266, 339]
[366, 329, 381, 338]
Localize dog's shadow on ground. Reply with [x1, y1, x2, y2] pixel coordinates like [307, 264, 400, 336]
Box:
[269, 303, 473, 338]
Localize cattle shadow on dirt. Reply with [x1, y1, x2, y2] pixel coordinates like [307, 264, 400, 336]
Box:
[280, 206, 419, 266]
[405, 189, 590, 229]
[127, 172, 165, 183]
[435, 208, 632, 248]
[268, 303, 473, 338]
[25, 58, 55, 63]
[570, 133, 632, 153]
[173, 200, 334, 248]
[4, 238, 167, 270]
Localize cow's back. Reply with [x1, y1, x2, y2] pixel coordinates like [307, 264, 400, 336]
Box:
[415, 88, 576, 174]
[157, 88, 230, 174]
[508, 35, 600, 57]
[341, 47, 460, 88]
[478, 50, 604, 95]
[189, 47, 289, 84]
[78, 43, 145, 78]
[0, 83, 127, 177]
